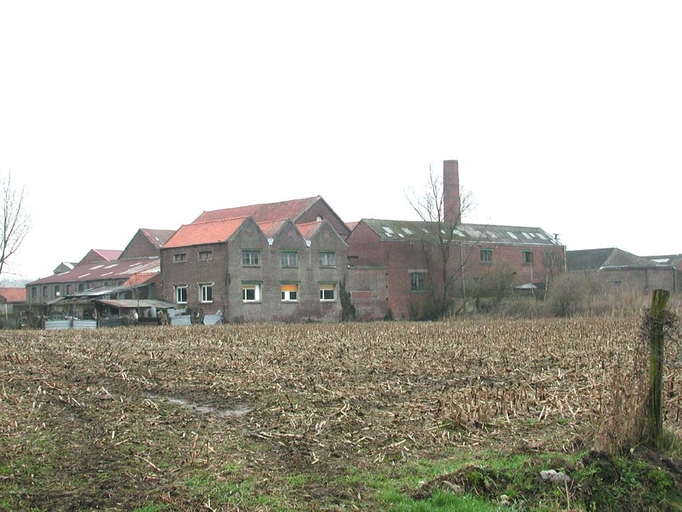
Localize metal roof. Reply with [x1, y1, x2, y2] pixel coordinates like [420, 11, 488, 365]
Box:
[360, 219, 561, 246]
[27, 258, 160, 286]
[94, 299, 177, 310]
[566, 248, 658, 272]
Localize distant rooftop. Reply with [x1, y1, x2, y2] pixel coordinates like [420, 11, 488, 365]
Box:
[359, 219, 562, 246]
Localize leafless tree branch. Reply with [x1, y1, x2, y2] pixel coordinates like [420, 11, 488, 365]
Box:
[0, 171, 30, 277]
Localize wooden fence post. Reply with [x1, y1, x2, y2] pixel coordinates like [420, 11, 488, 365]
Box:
[648, 288, 670, 446]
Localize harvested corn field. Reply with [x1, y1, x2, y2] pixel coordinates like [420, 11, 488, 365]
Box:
[1, 318, 681, 510]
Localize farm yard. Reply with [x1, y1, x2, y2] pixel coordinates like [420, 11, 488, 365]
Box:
[2, 317, 682, 511]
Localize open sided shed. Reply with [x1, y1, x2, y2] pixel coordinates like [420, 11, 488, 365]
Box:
[94, 298, 177, 325]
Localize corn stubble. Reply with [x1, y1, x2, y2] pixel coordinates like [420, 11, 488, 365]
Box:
[0, 317, 675, 508]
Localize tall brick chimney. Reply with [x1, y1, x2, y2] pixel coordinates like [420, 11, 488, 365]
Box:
[443, 159, 460, 225]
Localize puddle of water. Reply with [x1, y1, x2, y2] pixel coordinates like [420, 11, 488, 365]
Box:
[150, 395, 252, 418]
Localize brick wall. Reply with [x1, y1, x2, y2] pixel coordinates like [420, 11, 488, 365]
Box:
[346, 220, 566, 319]
[162, 218, 347, 322]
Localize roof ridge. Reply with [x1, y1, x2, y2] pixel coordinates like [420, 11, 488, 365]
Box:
[202, 196, 319, 215]
[190, 215, 250, 225]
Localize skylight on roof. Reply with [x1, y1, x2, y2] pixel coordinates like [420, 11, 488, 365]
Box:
[507, 231, 518, 239]
[91, 265, 104, 269]
[536, 233, 547, 240]
[398, 233, 404, 238]
[486, 231, 498, 238]
[78, 273, 91, 278]
[401, 227, 413, 235]
[462, 226, 482, 238]
[453, 229, 465, 237]
[522, 232, 532, 239]
[104, 264, 118, 269]
[382, 226, 394, 234]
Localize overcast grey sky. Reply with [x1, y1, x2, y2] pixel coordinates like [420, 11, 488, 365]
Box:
[2, 1, 681, 281]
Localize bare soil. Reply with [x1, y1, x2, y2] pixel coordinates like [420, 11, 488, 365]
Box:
[1, 318, 682, 510]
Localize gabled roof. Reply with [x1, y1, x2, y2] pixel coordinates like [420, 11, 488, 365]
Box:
[53, 262, 76, 274]
[566, 248, 657, 272]
[77, 249, 123, 267]
[195, 196, 321, 224]
[358, 219, 561, 246]
[258, 219, 289, 238]
[0, 288, 26, 303]
[139, 229, 176, 249]
[297, 220, 325, 240]
[90, 249, 122, 261]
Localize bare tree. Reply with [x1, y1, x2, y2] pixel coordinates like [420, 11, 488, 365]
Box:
[0, 171, 30, 278]
[407, 161, 474, 319]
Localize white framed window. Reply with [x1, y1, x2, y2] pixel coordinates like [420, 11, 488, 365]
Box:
[319, 283, 336, 301]
[242, 250, 260, 266]
[280, 251, 299, 268]
[175, 285, 188, 304]
[319, 252, 336, 267]
[199, 283, 213, 303]
[173, 252, 187, 263]
[242, 283, 261, 302]
[281, 284, 298, 302]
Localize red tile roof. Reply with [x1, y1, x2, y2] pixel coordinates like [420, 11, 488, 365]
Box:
[194, 197, 320, 224]
[258, 219, 288, 238]
[296, 220, 325, 240]
[0, 288, 26, 303]
[124, 273, 157, 286]
[164, 217, 249, 249]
